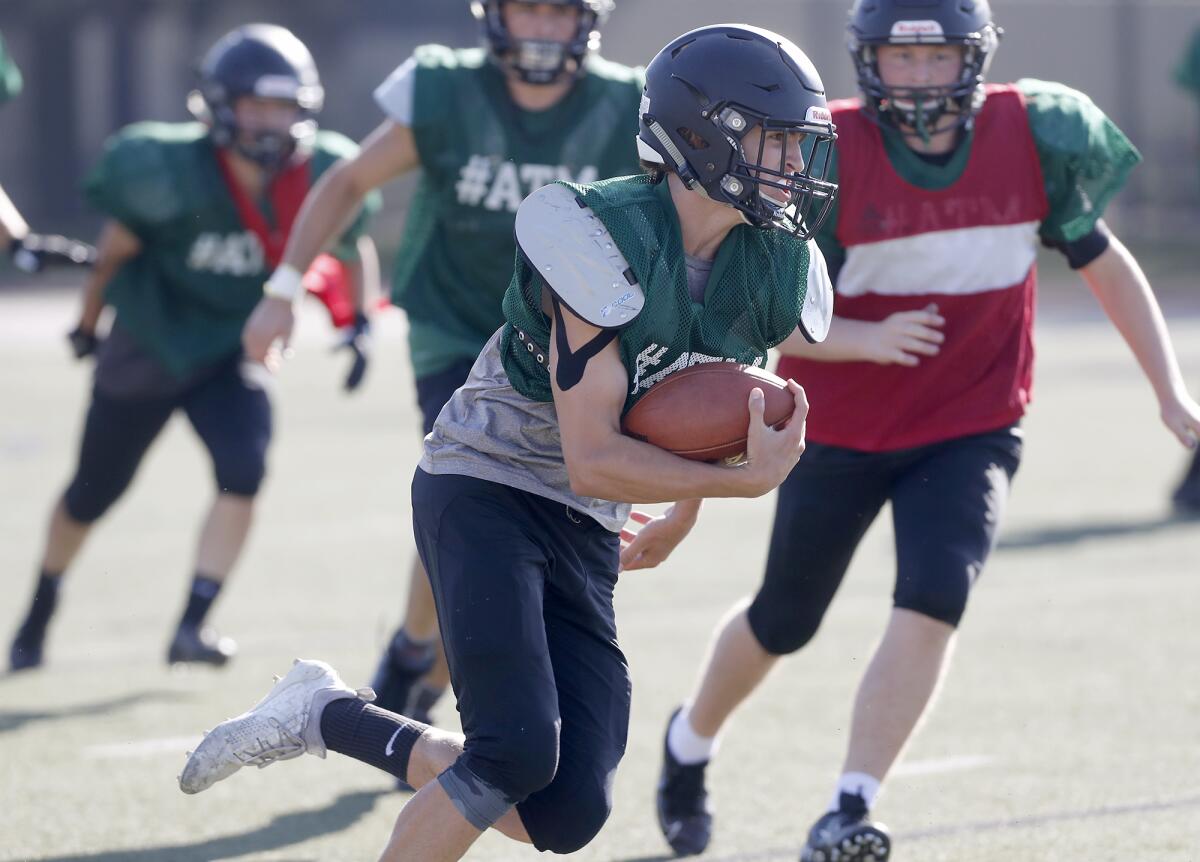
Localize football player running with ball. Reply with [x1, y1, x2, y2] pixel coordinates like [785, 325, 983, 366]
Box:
[7, 24, 379, 671]
[243, 0, 646, 731]
[180, 24, 835, 861]
[655, 2, 1200, 860]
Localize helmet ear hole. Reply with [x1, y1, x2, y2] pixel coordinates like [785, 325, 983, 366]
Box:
[676, 127, 710, 151]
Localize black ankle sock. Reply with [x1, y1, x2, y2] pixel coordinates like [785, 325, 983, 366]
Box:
[20, 571, 62, 633]
[319, 697, 429, 784]
[179, 574, 222, 629]
[410, 682, 445, 717]
[389, 629, 436, 673]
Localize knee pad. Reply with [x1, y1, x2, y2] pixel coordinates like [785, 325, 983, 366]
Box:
[213, 451, 266, 497]
[459, 718, 560, 805]
[526, 780, 613, 854]
[746, 591, 823, 656]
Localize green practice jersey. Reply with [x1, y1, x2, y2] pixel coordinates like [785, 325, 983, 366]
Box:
[815, 78, 1141, 273]
[1176, 28, 1200, 97]
[501, 175, 823, 414]
[374, 45, 644, 378]
[0, 32, 21, 105]
[85, 123, 377, 378]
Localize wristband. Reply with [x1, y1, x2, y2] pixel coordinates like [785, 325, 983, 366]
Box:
[263, 264, 305, 303]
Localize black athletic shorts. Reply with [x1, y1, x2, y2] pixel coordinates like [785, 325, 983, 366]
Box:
[411, 468, 630, 851]
[746, 426, 1023, 653]
[63, 353, 272, 522]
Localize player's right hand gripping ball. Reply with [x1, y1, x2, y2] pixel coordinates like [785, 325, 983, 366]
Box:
[620, 364, 794, 463]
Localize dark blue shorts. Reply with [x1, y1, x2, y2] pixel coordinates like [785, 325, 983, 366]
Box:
[411, 468, 630, 853]
[63, 354, 272, 523]
[415, 359, 476, 436]
[747, 426, 1023, 654]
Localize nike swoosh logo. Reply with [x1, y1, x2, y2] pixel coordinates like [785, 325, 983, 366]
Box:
[385, 727, 402, 757]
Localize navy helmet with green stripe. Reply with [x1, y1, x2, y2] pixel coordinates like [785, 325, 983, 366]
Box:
[848, 0, 1002, 137]
[470, 0, 613, 85]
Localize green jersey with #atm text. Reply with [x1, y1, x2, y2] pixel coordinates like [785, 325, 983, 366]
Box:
[373, 44, 645, 379]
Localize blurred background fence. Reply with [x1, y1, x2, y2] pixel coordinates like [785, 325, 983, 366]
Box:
[1, 0, 1197, 244]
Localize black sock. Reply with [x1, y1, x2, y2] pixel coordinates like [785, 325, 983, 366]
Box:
[410, 682, 446, 718]
[319, 697, 429, 784]
[19, 570, 62, 635]
[178, 574, 222, 629]
[388, 629, 436, 674]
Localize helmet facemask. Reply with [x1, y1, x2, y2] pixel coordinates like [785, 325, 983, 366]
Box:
[644, 103, 837, 242]
[724, 108, 838, 240]
[471, 0, 612, 85]
[850, 23, 1000, 141]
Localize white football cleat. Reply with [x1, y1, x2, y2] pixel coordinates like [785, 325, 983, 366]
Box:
[179, 659, 373, 795]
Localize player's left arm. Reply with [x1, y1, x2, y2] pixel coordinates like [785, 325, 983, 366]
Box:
[1080, 233, 1200, 448]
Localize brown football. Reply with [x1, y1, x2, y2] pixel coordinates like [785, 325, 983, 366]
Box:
[621, 363, 794, 463]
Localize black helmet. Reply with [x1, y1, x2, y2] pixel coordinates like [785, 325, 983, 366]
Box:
[189, 23, 324, 170]
[470, 0, 613, 85]
[847, 0, 1001, 138]
[637, 24, 838, 241]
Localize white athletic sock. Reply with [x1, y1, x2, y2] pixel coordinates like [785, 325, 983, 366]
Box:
[828, 771, 881, 813]
[667, 704, 719, 765]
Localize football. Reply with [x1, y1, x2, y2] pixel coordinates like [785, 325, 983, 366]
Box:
[621, 363, 794, 463]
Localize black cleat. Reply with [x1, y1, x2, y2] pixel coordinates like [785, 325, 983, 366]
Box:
[656, 707, 713, 857]
[167, 625, 237, 666]
[9, 621, 45, 672]
[1172, 452, 1200, 517]
[800, 793, 890, 862]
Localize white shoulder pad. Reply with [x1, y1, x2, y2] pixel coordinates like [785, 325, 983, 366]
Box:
[514, 183, 645, 329]
[798, 239, 835, 344]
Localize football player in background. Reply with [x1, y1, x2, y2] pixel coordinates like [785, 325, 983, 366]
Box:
[242, 0, 645, 732]
[1171, 24, 1200, 515]
[655, 2, 1200, 859]
[7, 23, 379, 672]
[180, 24, 834, 861]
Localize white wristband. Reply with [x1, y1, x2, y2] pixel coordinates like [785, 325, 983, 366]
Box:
[264, 264, 305, 303]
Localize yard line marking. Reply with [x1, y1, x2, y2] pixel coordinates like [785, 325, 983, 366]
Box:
[83, 735, 201, 759]
[892, 754, 994, 777]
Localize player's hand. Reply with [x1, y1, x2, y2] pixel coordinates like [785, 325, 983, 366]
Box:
[9, 234, 97, 273]
[740, 379, 808, 497]
[66, 325, 99, 359]
[336, 312, 371, 392]
[619, 503, 698, 571]
[865, 304, 944, 366]
[243, 296, 296, 368]
[1160, 389, 1200, 449]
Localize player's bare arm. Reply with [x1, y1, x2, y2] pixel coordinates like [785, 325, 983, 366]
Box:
[0, 181, 29, 245]
[1079, 233, 1200, 447]
[245, 121, 419, 362]
[67, 220, 142, 358]
[778, 306, 945, 366]
[551, 303, 808, 503]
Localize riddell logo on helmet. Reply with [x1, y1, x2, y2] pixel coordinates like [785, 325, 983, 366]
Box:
[890, 20, 946, 39]
[806, 106, 833, 124]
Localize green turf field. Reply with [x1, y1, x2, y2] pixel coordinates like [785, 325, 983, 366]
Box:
[2, 269, 1198, 861]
